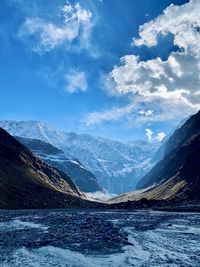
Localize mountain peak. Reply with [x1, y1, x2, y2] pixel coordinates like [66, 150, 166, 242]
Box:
[0, 119, 160, 194]
[0, 120, 67, 147]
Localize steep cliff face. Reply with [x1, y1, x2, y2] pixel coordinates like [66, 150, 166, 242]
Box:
[0, 128, 88, 209]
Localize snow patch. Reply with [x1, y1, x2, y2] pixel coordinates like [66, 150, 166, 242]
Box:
[85, 191, 115, 202]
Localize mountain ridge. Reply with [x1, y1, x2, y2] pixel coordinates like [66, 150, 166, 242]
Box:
[108, 111, 200, 204]
[0, 120, 161, 194]
[0, 127, 94, 209]
[16, 136, 104, 193]
[137, 111, 200, 190]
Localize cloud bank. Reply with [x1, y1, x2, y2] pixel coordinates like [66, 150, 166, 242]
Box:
[84, 0, 200, 127]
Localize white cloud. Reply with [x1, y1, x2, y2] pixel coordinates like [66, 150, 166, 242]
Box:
[145, 128, 153, 141]
[133, 0, 200, 55]
[84, 102, 155, 126]
[84, 103, 135, 126]
[156, 131, 166, 142]
[107, 52, 200, 112]
[145, 129, 166, 142]
[18, 2, 93, 53]
[64, 70, 88, 93]
[84, 0, 200, 127]
[139, 109, 154, 117]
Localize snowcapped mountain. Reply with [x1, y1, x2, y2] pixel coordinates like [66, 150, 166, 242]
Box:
[16, 136, 104, 194]
[0, 120, 160, 194]
[0, 120, 67, 147]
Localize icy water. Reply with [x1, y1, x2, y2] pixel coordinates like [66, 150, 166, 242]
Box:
[0, 209, 200, 267]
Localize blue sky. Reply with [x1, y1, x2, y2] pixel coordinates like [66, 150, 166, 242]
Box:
[1, 0, 199, 141]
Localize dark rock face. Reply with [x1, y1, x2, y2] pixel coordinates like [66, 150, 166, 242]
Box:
[16, 137, 104, 193]
[136, 111, 200, 201]
[0, 127, 90, 209]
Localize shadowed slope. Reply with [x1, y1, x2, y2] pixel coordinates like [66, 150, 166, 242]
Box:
[108, 111, 200, 204]
[0, 127, 91, 209]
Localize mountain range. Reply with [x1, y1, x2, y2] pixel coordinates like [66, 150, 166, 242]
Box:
[0, 120, 160, 194]
[0, 110, 200, 209]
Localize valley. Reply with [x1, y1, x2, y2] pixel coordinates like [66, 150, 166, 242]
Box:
[0, 120, 160, 195]
[1, 0, 200, 266]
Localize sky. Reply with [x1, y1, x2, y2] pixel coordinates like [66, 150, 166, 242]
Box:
[0, 0, 199, 141]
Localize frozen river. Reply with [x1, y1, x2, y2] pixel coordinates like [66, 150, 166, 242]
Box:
[0, 209, 200, 266]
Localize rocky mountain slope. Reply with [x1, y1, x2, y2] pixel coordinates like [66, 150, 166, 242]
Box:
[109, 111, 200, 203]
[16, 136, 104, 193]
[137, 111, 200, 190]
[0, 127, 91, 209]
[0, 120, 160, 194]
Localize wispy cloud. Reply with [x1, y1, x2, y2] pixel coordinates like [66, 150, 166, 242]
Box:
[84, 0, 200, 127]
[18, 2, 93, 54]
[84, 103, 135, 126]
[64, 70, 88, 93]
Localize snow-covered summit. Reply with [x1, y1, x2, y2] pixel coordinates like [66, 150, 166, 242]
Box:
[0, 120, 67, 147]
[0, 120, 160, 194]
